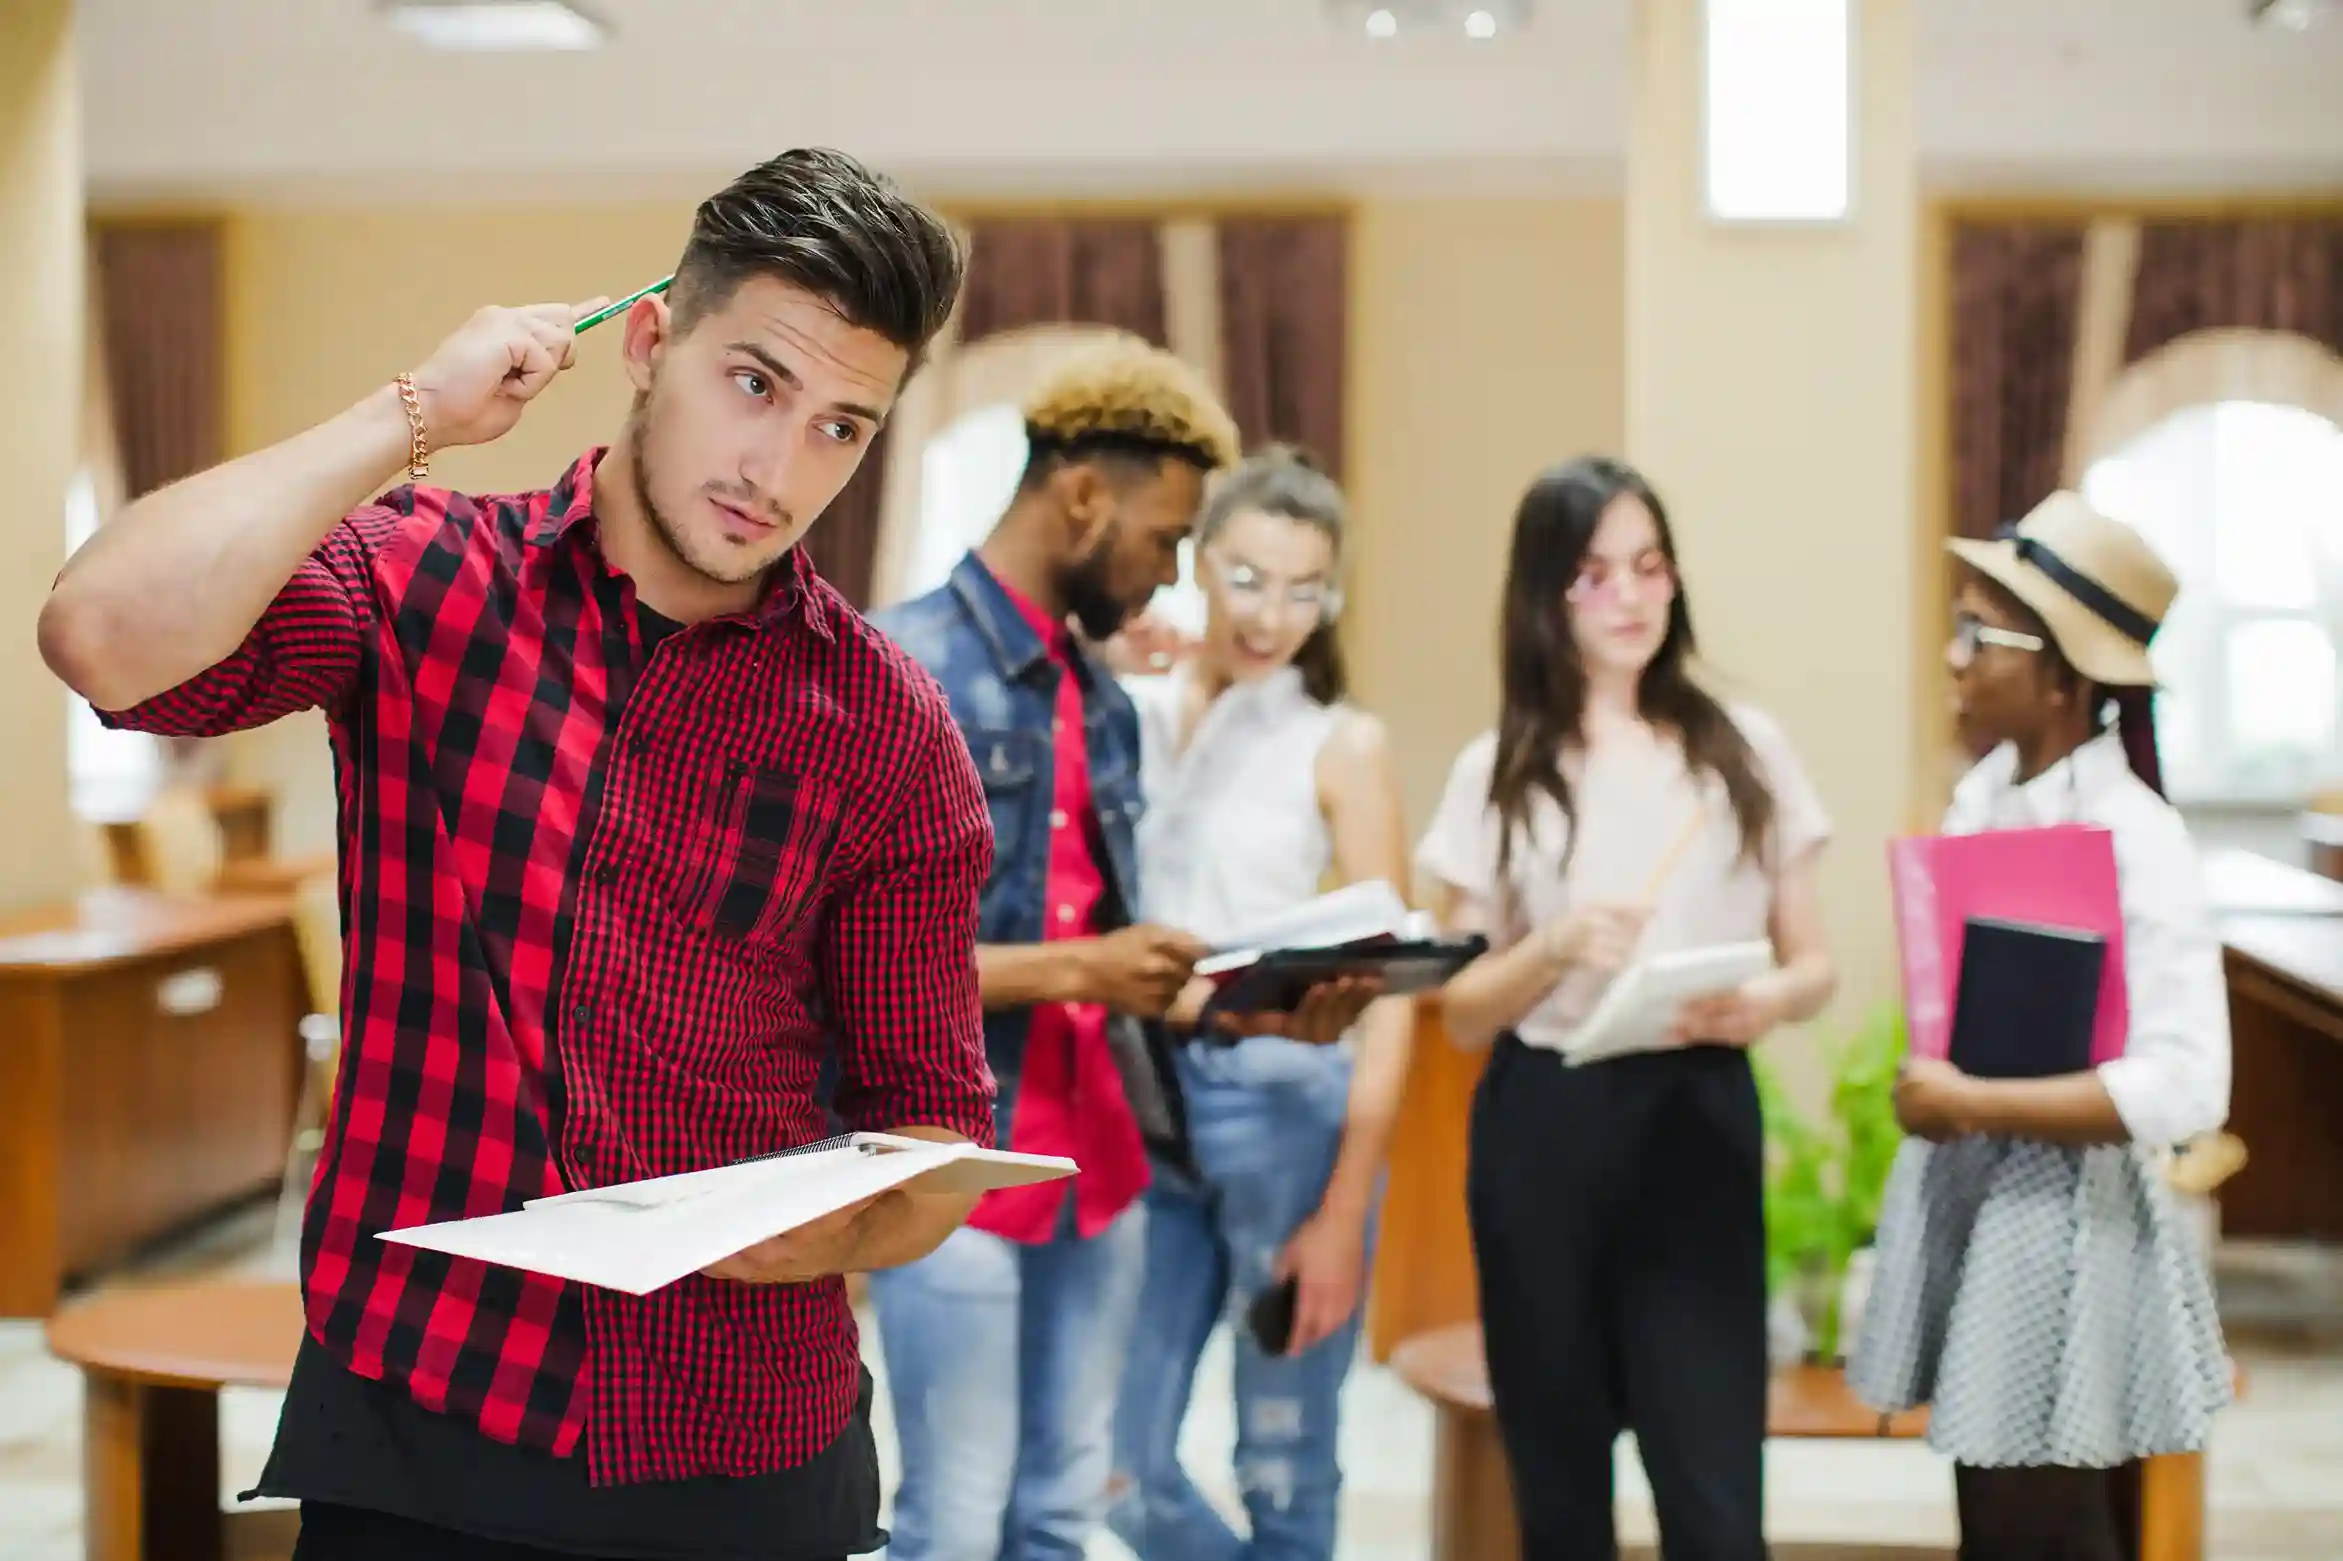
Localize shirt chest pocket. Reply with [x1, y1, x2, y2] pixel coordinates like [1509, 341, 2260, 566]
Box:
[679, 759, 846, 947]
[965, 726, 1044, 869]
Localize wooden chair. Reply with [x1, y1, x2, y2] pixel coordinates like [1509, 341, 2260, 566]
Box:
[272, 873, 343, 1255]
[45, 1280, 305, 1561]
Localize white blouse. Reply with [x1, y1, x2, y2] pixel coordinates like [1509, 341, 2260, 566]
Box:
[1943, 729, 2231, 1149]
[1130, 665, 1343, 948]
[1413, 704, 1831, 1054]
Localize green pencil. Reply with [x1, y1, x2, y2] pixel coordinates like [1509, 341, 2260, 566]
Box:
[575, 276, 673, 333]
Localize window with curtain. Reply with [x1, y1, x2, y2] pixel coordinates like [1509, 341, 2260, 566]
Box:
[2081, 400, 2343, 805]
[62, 467, 163, 821]
[908, 402, 1206, 638]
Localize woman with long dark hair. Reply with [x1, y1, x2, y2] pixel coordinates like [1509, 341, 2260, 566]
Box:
[1416, 455, 1838, 1561]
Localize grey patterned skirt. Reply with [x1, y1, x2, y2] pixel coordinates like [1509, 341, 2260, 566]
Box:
[1846, 1136, 2231, 1468]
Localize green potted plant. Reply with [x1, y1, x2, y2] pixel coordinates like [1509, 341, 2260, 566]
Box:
[1757, 1005, 1906, 1365]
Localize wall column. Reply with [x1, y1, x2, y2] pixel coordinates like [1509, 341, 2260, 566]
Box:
[0, 0, 87, 909]
[1625, 0, 1921, 1085]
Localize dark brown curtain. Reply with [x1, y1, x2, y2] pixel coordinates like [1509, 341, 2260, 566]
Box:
[802, 426, 888, 609]
[92, 222, 225, 499]
[1949, 222, 2088, 544]
[2124, 218, 2343, 366]
[957, 219, 1168, 346]
[1217, 216, 1349, 479]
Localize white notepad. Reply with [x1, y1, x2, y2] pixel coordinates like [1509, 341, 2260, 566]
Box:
[378, 1133, 1075, 1295]
[1562, 940, 1775, 1066]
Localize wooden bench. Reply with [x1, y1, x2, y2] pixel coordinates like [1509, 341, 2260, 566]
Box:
[1389, 1321, 2216, 1561]
[45, 1280, 304, 1561]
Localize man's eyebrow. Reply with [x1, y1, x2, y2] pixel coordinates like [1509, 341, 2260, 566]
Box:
[728, 341, 888, 426]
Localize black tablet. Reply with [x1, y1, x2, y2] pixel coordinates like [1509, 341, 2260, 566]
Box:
[1198, 935, 1488, 1021]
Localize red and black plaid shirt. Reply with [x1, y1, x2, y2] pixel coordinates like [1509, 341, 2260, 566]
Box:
[99, 449, 996, 1486]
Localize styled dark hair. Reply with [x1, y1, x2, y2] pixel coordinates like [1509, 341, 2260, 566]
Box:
[1964, 570, 2165, 796]
[669, 148, 964, 367]
[1194, 444, 1349, 704]
[1490, 455, 1776, 881]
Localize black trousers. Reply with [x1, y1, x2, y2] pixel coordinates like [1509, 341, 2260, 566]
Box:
[291, 1502, 848, 1561]
[1466, 1037, 1769, 1561]
[1953, 1463, 2142, 1561]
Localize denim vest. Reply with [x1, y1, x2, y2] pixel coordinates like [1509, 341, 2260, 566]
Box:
[868, 553, 1150, 1142]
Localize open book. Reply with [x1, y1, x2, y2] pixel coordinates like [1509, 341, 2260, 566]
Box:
[1562, 940, 1775, 1066]
[378, 1133, 1074, 1295]
[1192, 880, 1487, 1019]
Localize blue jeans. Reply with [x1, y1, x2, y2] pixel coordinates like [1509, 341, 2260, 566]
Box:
[869, 1197, 1148, 1561]
[1108, 1038, 1369, 1561]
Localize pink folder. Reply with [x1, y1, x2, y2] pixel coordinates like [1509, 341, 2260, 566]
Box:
[1887, 824, 2129, 1066]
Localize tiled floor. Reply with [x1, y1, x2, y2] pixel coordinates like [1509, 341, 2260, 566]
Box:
[5, 1209, 2340, 1561]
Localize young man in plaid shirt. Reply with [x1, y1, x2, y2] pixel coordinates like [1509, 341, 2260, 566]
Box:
[41, 149, 989, 1561]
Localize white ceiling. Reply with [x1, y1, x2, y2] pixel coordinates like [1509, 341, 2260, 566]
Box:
[77, 0, 2343, 203]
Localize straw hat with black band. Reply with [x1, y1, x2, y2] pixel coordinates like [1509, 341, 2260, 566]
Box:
[1947, 490, 2179, 793]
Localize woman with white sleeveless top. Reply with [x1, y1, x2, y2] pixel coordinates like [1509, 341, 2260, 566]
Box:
[1107, 447, 1414, 1561]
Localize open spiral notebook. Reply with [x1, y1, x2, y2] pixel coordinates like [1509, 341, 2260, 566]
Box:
[379, 1133, 1075, 1295]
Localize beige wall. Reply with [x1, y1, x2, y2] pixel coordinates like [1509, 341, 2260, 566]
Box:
[0, 0, 86, 909]
[208, 195, 1632, 859]
[1345, 199, 1629, 839]
[219, 203, 697, 852]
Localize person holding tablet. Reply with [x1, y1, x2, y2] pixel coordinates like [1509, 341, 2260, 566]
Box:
[1415, 455, 1837, 1561]
[1849, 493, 2231, 1561]
[1107, 446, 1414, 1561]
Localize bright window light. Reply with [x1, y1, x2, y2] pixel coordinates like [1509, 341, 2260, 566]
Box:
[1703, 0, 1852, 223]
[384, 2, 605, 52]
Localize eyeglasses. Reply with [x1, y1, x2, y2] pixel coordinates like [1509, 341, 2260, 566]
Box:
[1566, 549, 1676, 605]
[1949, 612, 2045, 667]
[1201, 551, 1339, 619]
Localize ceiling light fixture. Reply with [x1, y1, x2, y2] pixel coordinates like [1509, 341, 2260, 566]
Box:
[381, 1, 607, 52]
[1330, 0, 1532, 41]
[2248, 0, 2337, 27]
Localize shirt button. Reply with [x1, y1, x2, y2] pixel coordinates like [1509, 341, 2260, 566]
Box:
[628, 735, 648, 757]
[1057, 905, 1076, 924]
[1050, 809, 1068, 829]
[594, 865, 617, 886]
[572, 1004, 591, 1026]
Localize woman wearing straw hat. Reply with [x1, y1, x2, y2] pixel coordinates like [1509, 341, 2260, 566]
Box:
[1850, 492, 2234, 1561]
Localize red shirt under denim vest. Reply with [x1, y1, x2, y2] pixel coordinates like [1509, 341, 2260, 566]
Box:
[963, 579, 1152, 1242]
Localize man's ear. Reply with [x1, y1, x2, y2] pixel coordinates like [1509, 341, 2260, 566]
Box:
[1050, 462, 1117, 551]
[620, 295, 673, 395]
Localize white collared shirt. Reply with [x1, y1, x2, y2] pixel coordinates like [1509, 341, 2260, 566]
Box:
[1130, 664, 1343, 948]
[1944, 728, 2231, 1148]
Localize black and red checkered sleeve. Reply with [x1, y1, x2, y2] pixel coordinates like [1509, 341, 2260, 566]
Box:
[95, 505, 389, 738]
[822, 712, 998, 1147]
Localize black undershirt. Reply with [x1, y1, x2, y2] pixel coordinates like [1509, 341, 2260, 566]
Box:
[247, 1338, 880, 1559]
[253, 599, 877, 1558]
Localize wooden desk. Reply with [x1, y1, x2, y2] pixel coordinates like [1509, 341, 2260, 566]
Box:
[0, 890, 305, 1316]
[2217, 911, 2343, 1242]
[46, 1280, 304, 1561]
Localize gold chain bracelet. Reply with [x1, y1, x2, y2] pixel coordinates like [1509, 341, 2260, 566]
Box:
[394, 373, 430, 481]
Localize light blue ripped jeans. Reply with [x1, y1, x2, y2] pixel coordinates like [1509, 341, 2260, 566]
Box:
[1108, 1036, 1373, 1561]
[870, 1195, 1148, 1561]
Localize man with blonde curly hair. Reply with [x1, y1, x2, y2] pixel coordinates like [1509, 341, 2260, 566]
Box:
[868, 338, 1364, 1561]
